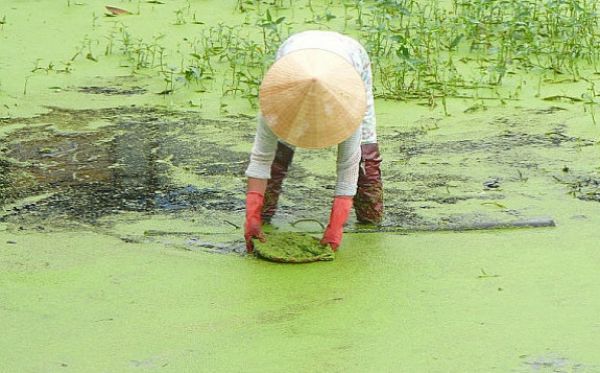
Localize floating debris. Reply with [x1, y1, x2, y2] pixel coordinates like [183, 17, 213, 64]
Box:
[105, 6, 130, 16]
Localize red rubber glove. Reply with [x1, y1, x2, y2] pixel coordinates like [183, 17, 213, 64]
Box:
[321, 196, 353, 251]
[244, 191, 266, 253]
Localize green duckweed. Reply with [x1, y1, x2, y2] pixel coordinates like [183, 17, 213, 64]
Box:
[253, 232, 335, 263]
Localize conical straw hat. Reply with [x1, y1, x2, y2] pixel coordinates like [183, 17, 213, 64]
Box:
[259, 49, 367, 149]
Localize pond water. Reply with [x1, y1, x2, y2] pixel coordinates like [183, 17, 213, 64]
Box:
[1, 1, 600, 372]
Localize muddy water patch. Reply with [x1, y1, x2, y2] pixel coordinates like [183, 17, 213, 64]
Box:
[553, 172, 600, 202]
[0, 107, 250, 226]
[77, 86, 148, 95]
[136, 233, 247, 256]
[0, 106, 332, 236]
[373, 108, 600, 229]
[397, 128, 595, 159]
[516, 353, 599, 373]
[1, 105, 593, 235]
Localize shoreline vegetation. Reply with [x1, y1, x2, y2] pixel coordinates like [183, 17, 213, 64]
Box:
[82, 1, 600, 116]
[1, 1, 599, 120]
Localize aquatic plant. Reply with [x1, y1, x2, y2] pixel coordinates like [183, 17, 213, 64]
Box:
[70, 36, 100, 63]
[173, 6, 188, 25]
[582, 79, 598, 125]
[253, 231, 335, 263]
[68, 0, 600, 113]
[257, 9, 286, 54]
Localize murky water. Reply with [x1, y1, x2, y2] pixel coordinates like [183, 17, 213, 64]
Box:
[1, 107, 250, 222]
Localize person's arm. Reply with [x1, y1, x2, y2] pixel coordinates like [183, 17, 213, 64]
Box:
[334, 129, 361, 197]
[320, 129, 361, 250]
[245, 116, 278, 182]
[244, 117, 278, 252]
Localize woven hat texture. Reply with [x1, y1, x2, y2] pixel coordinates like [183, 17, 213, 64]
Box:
[259, 48, 367, 148]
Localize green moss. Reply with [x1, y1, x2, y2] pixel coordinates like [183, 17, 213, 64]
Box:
[254, 231, 335, 263]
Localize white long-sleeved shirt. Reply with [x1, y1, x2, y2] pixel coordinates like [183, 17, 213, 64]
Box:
[245, 31, 376, 196]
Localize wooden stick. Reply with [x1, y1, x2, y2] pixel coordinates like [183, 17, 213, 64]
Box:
[349, 217, 556, 234]
[142, 217, 555, 237]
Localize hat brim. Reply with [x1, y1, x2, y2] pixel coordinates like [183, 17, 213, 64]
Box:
[259, 49, 367, 149]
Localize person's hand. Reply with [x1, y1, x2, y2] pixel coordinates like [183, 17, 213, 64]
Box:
[244, 191, 266, 253]
[321, 196, 353, 251]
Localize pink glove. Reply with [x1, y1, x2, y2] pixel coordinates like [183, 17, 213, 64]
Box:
[244, 191, 266, 253]
[321, 196, 353, 251]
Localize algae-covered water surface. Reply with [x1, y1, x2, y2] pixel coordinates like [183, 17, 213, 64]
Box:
[2, 1, 600, 372]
